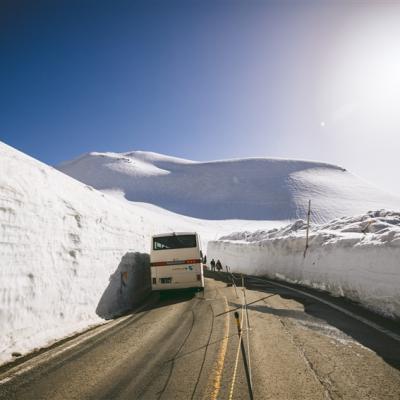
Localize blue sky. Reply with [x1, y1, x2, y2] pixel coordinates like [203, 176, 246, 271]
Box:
[1, 0, 400, 195]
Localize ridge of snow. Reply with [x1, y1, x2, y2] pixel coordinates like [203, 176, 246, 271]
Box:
[122, 150, 196, 164]
[57, 150, 400, 222]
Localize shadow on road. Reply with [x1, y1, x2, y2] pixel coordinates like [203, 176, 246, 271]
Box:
[207, 270, 400, 370]
[153, 289, 199, 309]
[249, 296, 400, 370]
[96, 252, 151, 319]
[96, 252, 201, 320]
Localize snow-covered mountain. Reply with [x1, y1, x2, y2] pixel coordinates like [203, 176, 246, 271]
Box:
[58, 151, 399, 222]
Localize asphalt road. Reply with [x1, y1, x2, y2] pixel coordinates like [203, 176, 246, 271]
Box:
[1, 274, 400, 399]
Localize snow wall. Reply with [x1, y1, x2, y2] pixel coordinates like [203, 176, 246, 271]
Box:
[208, 212, 400, 319]
[0, 142, 154, 365]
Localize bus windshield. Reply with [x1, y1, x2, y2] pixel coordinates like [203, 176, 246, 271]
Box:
[153, 234, 197, 250]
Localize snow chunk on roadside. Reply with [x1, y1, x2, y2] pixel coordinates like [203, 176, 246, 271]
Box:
[209, 210, 400, 319]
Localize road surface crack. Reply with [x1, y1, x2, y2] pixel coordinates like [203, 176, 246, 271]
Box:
[279, 318, 336, 400]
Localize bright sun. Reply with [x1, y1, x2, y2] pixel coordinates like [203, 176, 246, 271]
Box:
[323, 8, 400, 124]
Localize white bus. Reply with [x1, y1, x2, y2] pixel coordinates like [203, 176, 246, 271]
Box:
[150, 232, 205, 291]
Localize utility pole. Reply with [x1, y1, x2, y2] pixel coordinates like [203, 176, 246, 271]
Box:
[303, 200, 311, 258]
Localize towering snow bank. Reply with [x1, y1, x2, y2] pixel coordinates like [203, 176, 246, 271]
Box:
[58, 151, 400, 222]
[208, 210, 400, 319]
[0, 143, 193, 365]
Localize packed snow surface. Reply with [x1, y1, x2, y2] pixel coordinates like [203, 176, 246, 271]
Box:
[208, 210, 400, 319]
[58, 151, 400, 222]
[0, 142, 274, 366]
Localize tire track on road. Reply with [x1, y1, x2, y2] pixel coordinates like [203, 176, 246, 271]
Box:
[157, 308, 196, 400]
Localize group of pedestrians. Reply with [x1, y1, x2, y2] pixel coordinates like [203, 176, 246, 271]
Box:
[210, 258, 222, 272]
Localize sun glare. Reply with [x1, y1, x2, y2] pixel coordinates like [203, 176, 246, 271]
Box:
[323, 7, 400, 125]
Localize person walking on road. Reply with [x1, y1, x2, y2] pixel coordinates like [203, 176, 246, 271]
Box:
[216, 259, 222, 272]
[210, 258, 216, 272]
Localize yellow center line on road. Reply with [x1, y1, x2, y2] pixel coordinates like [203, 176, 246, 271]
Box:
[209, 296, 230, 400]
